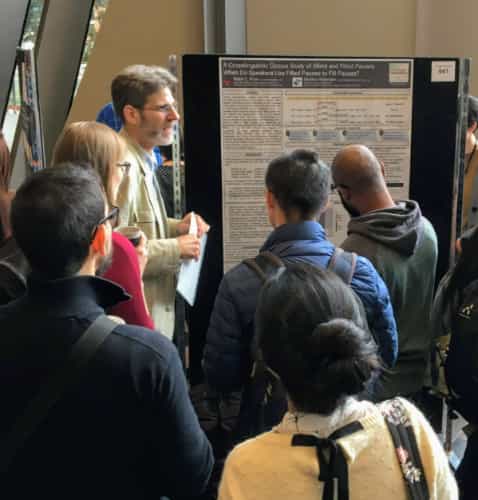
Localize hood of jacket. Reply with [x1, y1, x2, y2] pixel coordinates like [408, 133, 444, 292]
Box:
[347, 200, 423, 257]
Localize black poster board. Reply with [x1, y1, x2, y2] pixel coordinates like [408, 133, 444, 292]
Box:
[183, 54, 469, 382]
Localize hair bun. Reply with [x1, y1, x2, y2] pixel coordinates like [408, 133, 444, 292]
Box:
[309, 318, 368, 359]
[304, 318, 376, 395]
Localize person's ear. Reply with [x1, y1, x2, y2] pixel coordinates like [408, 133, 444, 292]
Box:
[320, 195, 331, 215]
[456, 238, 462, 256]
[91, 224, 108, 256]
[122, 104, 139, 126]
[265, 189, 275, 210]
[471, 121, 478, 135]
[338, 185, 352, 201]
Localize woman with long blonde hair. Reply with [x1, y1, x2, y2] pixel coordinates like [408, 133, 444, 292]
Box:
[53, 121, 153, 329]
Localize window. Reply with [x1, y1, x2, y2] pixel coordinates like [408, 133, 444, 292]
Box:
[75, 0, 111, 93]
[3, 0, 45, 148]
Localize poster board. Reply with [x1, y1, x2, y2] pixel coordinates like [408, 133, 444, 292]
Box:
[183, 54, 469, 382]
[218, 57, 414, 271]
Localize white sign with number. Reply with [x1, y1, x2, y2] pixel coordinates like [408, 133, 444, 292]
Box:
[431, 61, 456, 82]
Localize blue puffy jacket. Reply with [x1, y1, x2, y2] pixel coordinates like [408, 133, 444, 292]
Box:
[203, 221, 398, 392]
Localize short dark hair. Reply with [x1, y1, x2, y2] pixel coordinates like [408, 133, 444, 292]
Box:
[11, 164, 105, 279]
[111, 65, 177, 120]
[265, 149, 330, 219]
[256, 263, 380, 415]
[468, 96, 478, 128]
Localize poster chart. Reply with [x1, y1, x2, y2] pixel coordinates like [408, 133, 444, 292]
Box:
[219, 57, 413, 272]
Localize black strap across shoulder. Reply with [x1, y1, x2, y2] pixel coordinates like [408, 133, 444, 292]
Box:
[243, 251, 285, 283]
[0, 314, 118, 474]
[244, 248, 357, 285]
[242, 251, 285, 359]
[380, 398, 430, 500]
[291, 399, 430, 500]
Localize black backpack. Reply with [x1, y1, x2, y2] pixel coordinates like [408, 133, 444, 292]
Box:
[445, 282, 478, 424]
[190, 248, 358, 499]
[235, 248, 358, 441]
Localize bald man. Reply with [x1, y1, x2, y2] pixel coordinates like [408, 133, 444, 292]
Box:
[332, 145, 438, 401]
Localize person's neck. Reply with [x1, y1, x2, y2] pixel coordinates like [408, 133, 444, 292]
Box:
[123, 126, 155, 154]
[77, 258, 97, 277]
[272, 210, 312, 228]
[358, 191, 395, 214]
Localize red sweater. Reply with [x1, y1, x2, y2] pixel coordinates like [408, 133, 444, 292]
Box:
[103, 232, 154, 329]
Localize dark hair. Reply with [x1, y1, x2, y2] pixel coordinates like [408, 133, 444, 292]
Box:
[256, 263, 380, 415]
[11, 163, 105, 279]
[265, 149, 330, 219]
[443, 225, 478, 311]
[468, 96, 478, 129]
[111, 65, 177, 120]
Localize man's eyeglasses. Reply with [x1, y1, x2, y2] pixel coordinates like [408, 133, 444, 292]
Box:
[141, 103, 177, 114]
[91, 206, 119, 242]
[116, 161, 131, 174]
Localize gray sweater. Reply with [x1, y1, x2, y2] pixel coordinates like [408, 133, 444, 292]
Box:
[341, 200, 438, 399]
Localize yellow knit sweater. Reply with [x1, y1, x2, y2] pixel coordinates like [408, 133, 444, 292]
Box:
[219, 398, 457, 500]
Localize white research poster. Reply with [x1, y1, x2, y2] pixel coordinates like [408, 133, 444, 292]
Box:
[219, 58, 414, 272]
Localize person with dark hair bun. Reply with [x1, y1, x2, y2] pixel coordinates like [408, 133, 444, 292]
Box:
[219, 264, 457, 500]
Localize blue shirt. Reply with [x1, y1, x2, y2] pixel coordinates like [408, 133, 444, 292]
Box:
[96, 103, 163, 166]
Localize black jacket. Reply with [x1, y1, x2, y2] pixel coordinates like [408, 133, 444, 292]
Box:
[0, 275, 213, 499]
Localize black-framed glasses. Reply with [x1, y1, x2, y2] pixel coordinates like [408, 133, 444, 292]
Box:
[91, 206, 119, 242]
[116, 161, 131, 174]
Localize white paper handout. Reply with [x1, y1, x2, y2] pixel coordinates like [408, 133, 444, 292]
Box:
[176, 213, 207, 306]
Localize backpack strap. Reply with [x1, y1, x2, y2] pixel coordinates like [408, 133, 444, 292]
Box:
[0, 314, 118, 474]
[380, 398, 430, 500]
[292, 421, 364, 500]
[243, 251, 285, 357]
[243, 251, 285, 283]
[328, 248, 357, 285]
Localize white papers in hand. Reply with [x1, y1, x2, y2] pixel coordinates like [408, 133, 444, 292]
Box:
[177, 213, 207, 306]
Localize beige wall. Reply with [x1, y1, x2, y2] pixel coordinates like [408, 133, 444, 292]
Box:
[246, 0, 416, 56]
[70, 0, 478, 116]
[69, 0, 204, 122]
[416, 0, 477, 95]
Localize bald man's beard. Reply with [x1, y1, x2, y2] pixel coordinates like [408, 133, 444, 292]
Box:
[338, 191, 361, 218]
[95, 248, 114, 277]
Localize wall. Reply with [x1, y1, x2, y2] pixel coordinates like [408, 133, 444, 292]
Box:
[416, 0, 477, 95]
[246, 0, 416, 57]
[68, 0, 204, 122]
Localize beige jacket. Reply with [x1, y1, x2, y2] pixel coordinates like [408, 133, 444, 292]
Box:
[116, 132, 180, 339]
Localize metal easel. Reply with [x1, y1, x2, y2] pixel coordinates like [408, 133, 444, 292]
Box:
[168, 54, 183, 219]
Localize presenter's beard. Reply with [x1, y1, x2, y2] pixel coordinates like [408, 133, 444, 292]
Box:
[338, 191, 361, 218]
[95, 249, 114, 277]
